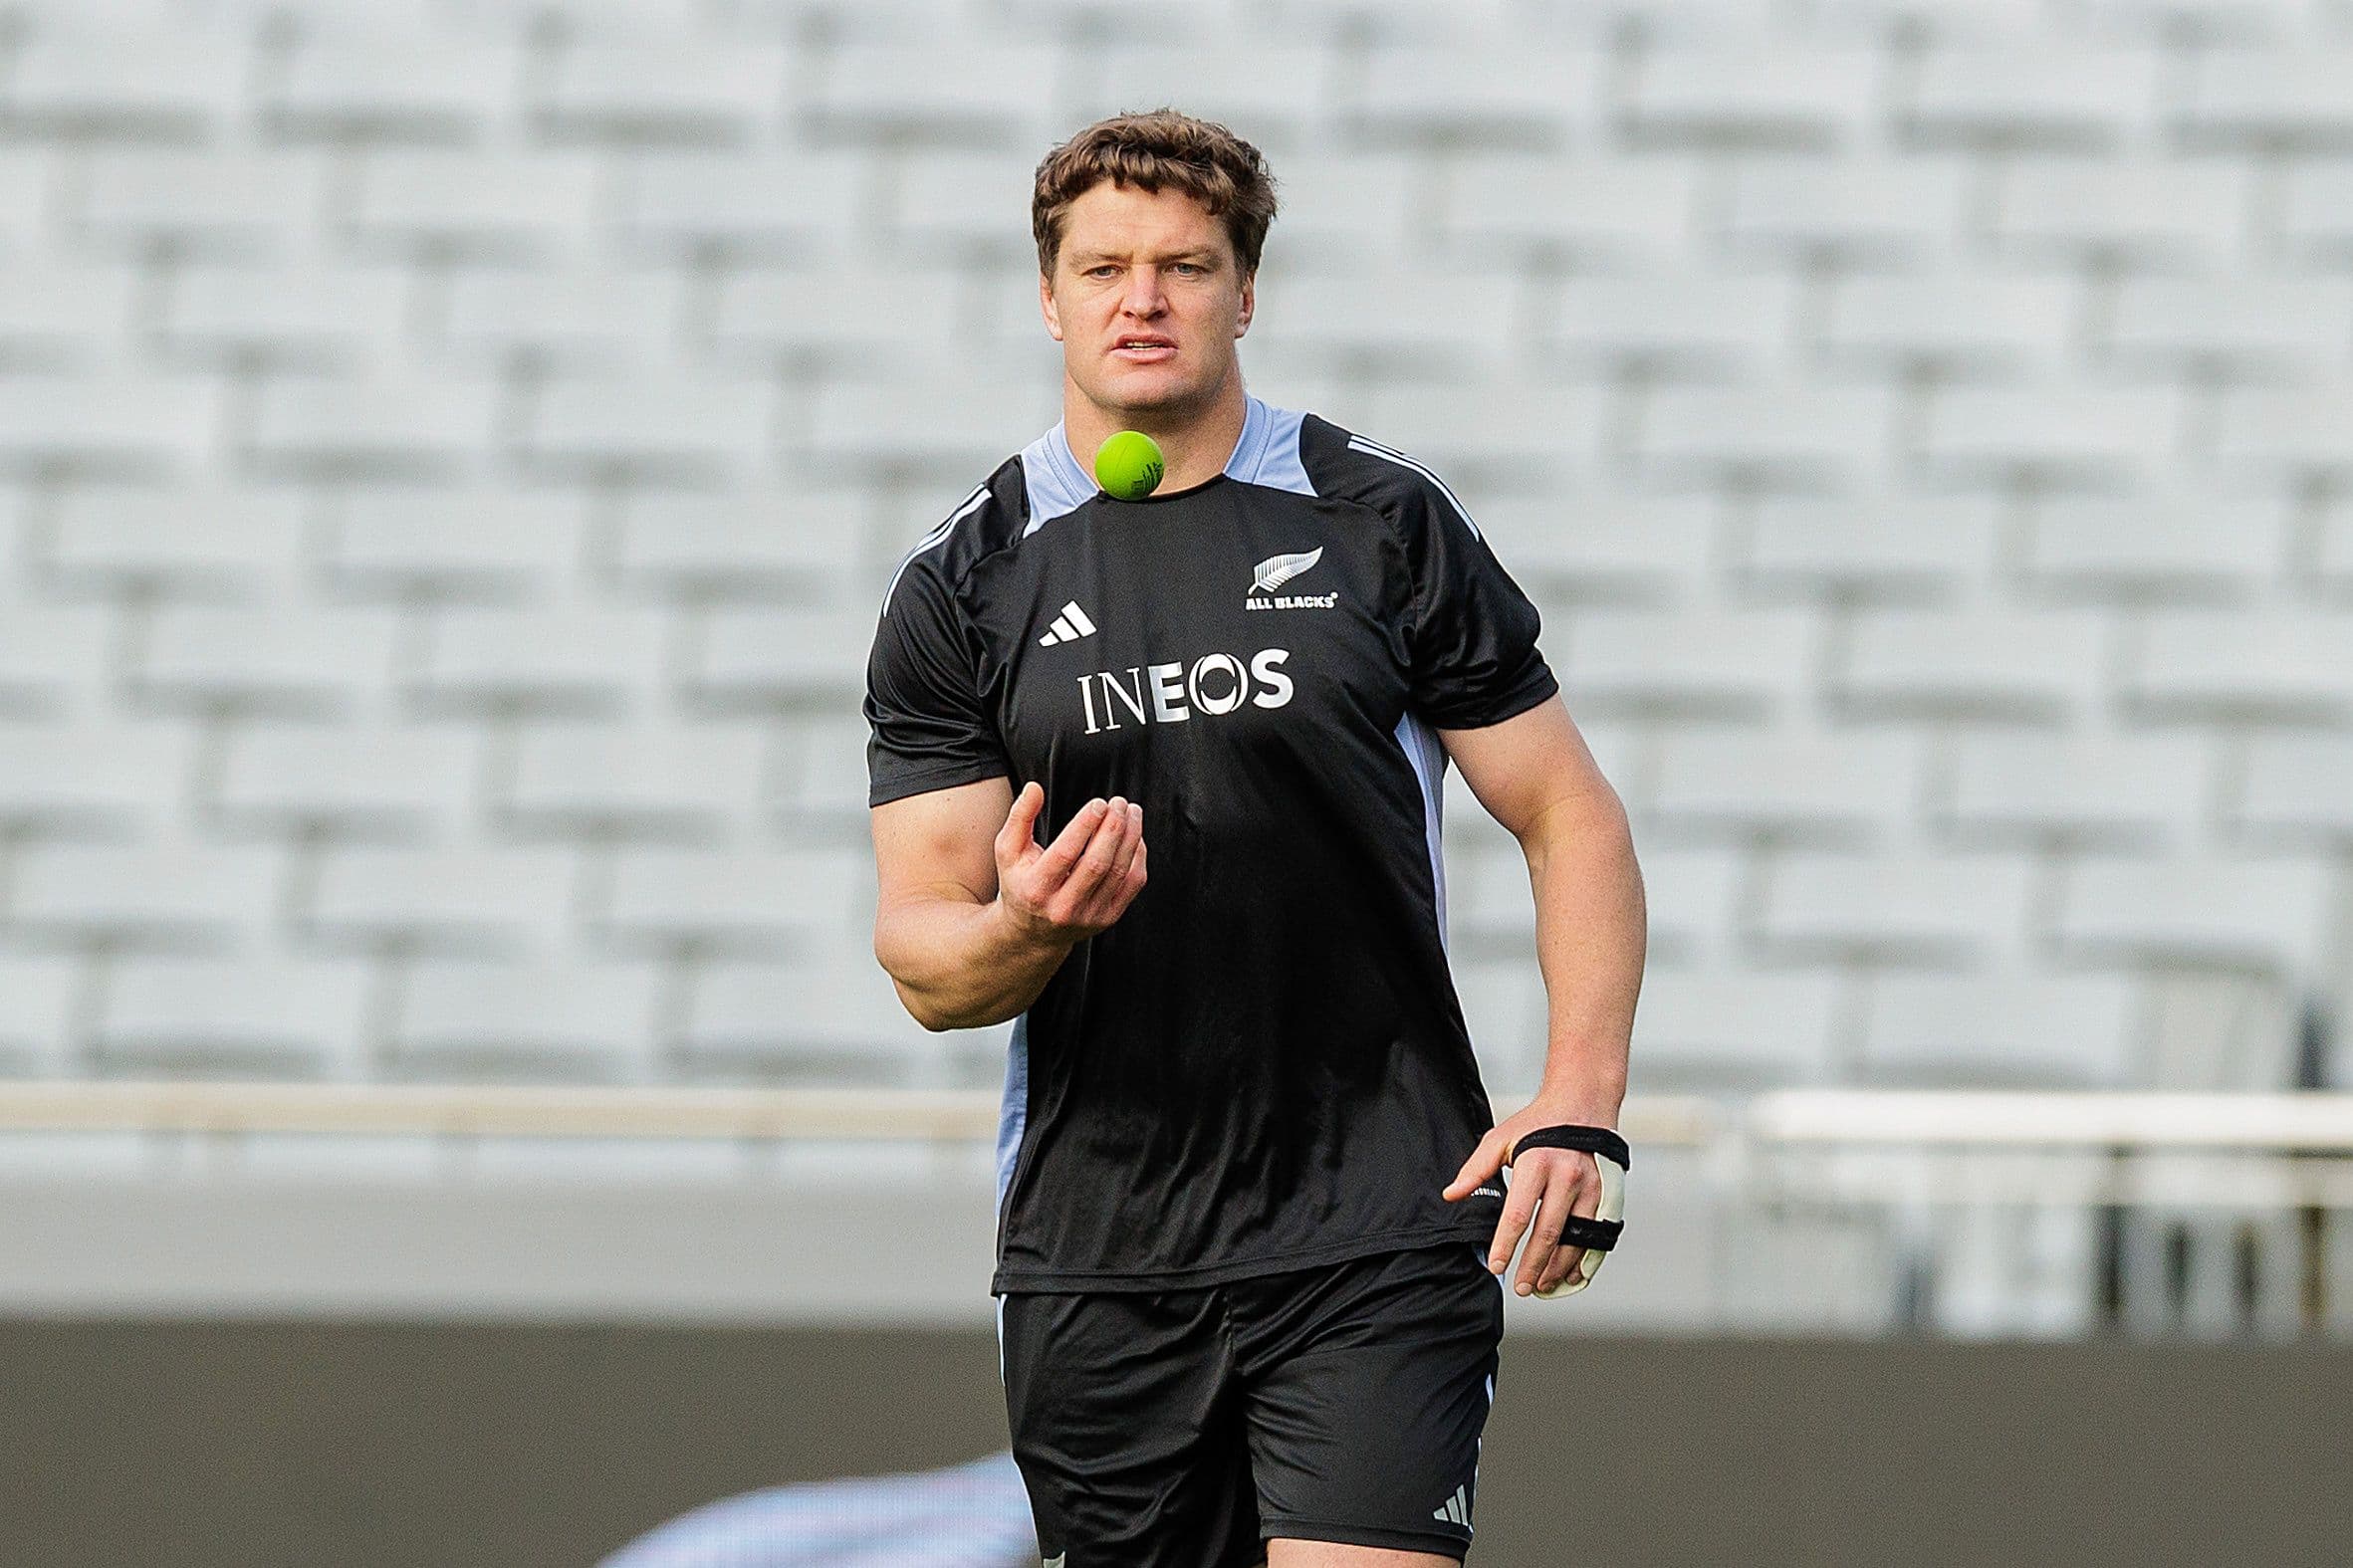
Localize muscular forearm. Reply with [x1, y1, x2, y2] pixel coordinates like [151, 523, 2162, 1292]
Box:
[1520, 791, 1645, 1123]
[876, 893, 1077, 1031]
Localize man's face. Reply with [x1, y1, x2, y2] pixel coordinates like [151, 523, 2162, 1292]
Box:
[1040, 180, 1254, 423]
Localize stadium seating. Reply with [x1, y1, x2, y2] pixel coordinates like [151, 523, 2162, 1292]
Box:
[0, 0, 2345, 1118]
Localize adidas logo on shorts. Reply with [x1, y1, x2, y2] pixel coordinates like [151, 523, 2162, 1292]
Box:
[1432, 1482, 1471, 1526]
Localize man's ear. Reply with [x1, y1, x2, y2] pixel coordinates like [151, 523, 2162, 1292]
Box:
[1040, 273, 1063, 342]
[1236, 271, 1254, 338]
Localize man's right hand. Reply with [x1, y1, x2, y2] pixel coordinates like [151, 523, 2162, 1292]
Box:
[994, 782, 1147, 945]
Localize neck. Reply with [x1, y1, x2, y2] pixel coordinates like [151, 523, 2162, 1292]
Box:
[1061, 368, 1249, 494]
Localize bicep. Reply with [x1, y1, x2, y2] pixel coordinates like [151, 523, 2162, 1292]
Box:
[870, 776, 1014, 915]
[1438, 696, 1621, 841]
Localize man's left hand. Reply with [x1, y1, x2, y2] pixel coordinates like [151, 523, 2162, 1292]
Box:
[1442, 1095, 1612, 1297]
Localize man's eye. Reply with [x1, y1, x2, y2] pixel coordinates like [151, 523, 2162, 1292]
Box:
[1172, 264, 1204, 276]
[1087, 266, 1118, 278]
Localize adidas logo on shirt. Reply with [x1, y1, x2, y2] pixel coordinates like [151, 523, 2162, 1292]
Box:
[1038, 600, 1098, 647]
[1433, 1482, 1471, 1526]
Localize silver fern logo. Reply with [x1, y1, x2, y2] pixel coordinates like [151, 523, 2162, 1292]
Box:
[1246, 547, 1337, 611]
[1251, 547, 1323, 592]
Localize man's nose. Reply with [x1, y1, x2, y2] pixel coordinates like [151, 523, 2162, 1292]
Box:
[1119, 268, 1167, 317]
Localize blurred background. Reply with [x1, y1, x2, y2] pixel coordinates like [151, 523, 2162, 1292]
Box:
[1, 0, 2351, 1563]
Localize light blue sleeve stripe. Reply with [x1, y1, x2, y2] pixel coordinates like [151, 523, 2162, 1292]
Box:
[997, 1012, 1030, 1206]
[1393, 709, 1449, 947]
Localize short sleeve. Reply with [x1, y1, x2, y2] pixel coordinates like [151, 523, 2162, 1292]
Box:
[1396, 478, 1559, 730]
[863, 560, 1012, 807]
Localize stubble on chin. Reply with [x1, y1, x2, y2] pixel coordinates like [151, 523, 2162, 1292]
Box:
[1080, 359, 1237, 430]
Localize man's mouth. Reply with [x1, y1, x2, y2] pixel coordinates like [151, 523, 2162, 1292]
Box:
[1111, 336, 1176, 360]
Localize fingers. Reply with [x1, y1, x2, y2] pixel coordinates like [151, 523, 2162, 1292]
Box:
[1031, 796, 1111, 885]
[995, 782, 1047, 866]
[1539, 1152, 1607, 1293]
[1077, 804, 1147, 927]
[1011, 796, 1148, 935]
[1081, 798, 1148, 921]
[1059, 797, 1135, 910]
[1488, 1162, 1537, 1278]
[1125, 832, 1148, 900]
[1068, 803, 1147, 928]
[1443, 1129, 1506, 1202]
[1517, 1152, 1601, 1297]
[1538, 1240, 1588, 1297]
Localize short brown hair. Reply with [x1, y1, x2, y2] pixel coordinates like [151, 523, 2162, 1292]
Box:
[1033, 110, 1279, 279]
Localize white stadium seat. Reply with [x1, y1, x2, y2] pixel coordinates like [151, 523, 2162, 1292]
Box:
[0, 953, 80, 1074]
[2056, 856, 2335, 976]
[611, 150, 865, 263]
[505, 718, 768, 840]
[1721, 153, 1969, 262]
[350, 149, 601, 262]
[2235, 734, 2353, 846]
[1344, 45, 1601, 149]
[248, 371, 500, 480]
[1561, 607, 1816, 718]
[1067, 45, 1339, 151]
[1860, 970, 2142, 1088]
[9, 840, 283, 951]
[0, 715, 190, 838]
[304, 846, 580, 955]
[1759, 851, 2036, 966]
[97, 955, 374, 1078]
[324, 486, 586, 599]
[77, 149, 325, 261]
[1943, 731, 2212, 850]
[1449, 153, 1700, 266]
[264, 34, 524, 143]
[393, 956, 666, 1080]
[48, 481, 309, 597]
[419, 604, 670, 715]
[2183, 48, 2353, 148]
[533, 42, 796, 146]
[683, 945, 943, 1085]
[1629, 965, 1845, 1089]
[1739, 491, 1998, 601]
[1650, 726, 1917, 844]
[0, 261, 141, 367]
[1905, 45, 2165, 146]
[0, 372, 213, 474]
[135, 607, 403, 714]
[1629, 44, 1883, 147]
[1821, 272, 2075, 376]
[211, 720, 478, 840]
[7, 37, 247, 139]
[2025, 486, 2289, 599]
[1993, 155, 2247, 265]
[1832, 607, 2107, 721]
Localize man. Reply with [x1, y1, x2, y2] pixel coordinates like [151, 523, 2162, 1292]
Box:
[863, 111, 1645, 1567]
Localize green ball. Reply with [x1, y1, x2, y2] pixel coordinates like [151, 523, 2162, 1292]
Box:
[1093, 430, 1165, 501]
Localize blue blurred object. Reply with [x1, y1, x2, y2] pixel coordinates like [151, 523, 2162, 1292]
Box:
[598, 1449, 1037, 1568]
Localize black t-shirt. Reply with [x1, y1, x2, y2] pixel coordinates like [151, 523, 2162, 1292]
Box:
[865, 395, 1559, 1293]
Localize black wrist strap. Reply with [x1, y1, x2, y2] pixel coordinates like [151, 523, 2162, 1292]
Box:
[1507, 1125, 1629, 1253]
[1508, 1124, 1630, 1172]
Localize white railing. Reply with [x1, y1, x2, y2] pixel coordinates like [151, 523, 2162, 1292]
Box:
[6, 1080, 2349, 1153]
[3, 1083, 2348, 1332]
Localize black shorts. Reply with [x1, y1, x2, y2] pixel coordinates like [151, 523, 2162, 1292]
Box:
[999, 1241, 1504, 1566]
